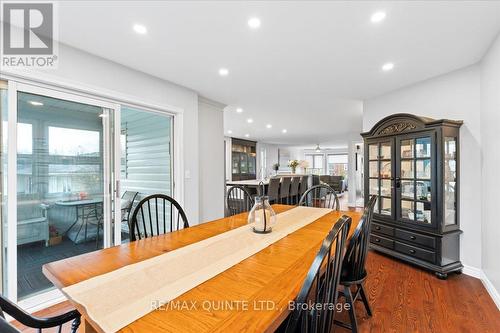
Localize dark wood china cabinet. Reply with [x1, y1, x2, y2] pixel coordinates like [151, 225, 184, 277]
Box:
[362, 114, 463, 279]
[231, 138, 257, 181]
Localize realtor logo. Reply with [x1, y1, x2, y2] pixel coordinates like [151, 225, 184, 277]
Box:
[1, 2, 58, 68]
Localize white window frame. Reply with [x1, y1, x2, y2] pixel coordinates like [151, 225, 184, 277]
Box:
[327, 153, 349, 176]
[305, 153, 325, 174]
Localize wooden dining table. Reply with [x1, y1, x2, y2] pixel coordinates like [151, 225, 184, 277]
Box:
[42, 205, 362, 333]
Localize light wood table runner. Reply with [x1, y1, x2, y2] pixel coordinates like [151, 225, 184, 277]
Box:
[61, 206, 332, 333]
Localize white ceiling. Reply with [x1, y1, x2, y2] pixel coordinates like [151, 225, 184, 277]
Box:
[55, 1, 500, 145]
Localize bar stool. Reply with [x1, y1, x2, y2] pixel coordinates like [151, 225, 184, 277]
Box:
[289, 177, 300, 204]
[279, 177, 292, 204]
[299, 175, 308, 199]
[267, 177, 281, 204]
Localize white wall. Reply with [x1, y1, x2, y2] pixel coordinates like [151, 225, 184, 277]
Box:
[198, 97, 225, 222]
[1, 43, 226, 225]
[480, 33, 500, 299]
[256, 142, 280, 177]
[363, 65, 482, 270]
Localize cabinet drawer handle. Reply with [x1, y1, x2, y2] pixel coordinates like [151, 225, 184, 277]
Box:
[375, 226, 381, 230]
[375, 238, 381, 243]
[409, 249, 416, 254]
[410, 236, 416, 240]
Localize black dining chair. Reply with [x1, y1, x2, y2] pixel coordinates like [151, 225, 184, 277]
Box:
[130, 194, 189, 241]
[285, 215, 352, 333]
[289, 177, 301, 205]
[267, 177, 281, 204]
[226, 185, 254, 216]
[279, 177, 292, 204]
[298, 184, 340, 211]
[0, 294, 81, 333]
[335, 195, 377, 333]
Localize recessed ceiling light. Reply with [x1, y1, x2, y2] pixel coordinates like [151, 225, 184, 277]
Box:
[371, 11, 386, 23]
[266, 124, 272, 129]
[245, 134, 250, 138]
[133, 24, 147, 34]
[236, 108, 243, 113]
[227, 130, 233, 134]
[248, 17, 261, 29]
[29, 101, 43, 106]
[219, 68, 229, 76]
[247, 118, 253, 123]
[282, 129, 287, 133]
[382, 62, 394, 71]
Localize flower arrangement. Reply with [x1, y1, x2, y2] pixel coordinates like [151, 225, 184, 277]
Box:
[288, 160, 299, 173]
[298, 159, 309, 169]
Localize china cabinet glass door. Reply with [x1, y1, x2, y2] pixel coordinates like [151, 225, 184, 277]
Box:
[444, 137, 457, 226]
[368, 140, 394, 217]
[232, 153, 240, 174]
[397, 134, 434, 226]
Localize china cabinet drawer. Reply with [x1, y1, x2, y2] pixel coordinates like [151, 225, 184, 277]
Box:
[372, 223, 394, 237]
[395, 229, 436, 249]
[395, 241, 436, 263]
[370, 234, 394, 250]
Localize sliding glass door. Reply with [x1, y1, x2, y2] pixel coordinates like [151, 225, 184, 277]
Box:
[1, 82, 176, 305]
[4, 83, 119, 302]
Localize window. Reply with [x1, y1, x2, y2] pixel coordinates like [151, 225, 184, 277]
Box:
[47, 126, 102, 194]
[327, 154, 348, 176]
[305, 154, 324, 174]
[49, 127, 99, 156]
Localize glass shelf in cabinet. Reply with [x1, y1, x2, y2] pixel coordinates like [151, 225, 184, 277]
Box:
[401, 200, 415, 220]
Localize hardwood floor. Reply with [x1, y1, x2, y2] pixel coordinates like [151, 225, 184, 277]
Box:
[12, 250, 499, 333]
[335, 251, 500, 333]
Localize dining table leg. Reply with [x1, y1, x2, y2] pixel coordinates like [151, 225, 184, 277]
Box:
[82, 317, 99, 333]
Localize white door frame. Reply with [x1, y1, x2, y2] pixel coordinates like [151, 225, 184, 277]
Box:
[113, 105, 122, 246]
[6, 81, 119, 304]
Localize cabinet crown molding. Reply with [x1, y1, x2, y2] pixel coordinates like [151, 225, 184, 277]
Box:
[361, 113, 463, 138]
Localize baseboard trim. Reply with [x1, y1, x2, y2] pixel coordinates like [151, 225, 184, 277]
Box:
[480, 271, 500, 310]
[463, 265, 500, 310]
[463, 265, 481, 279]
